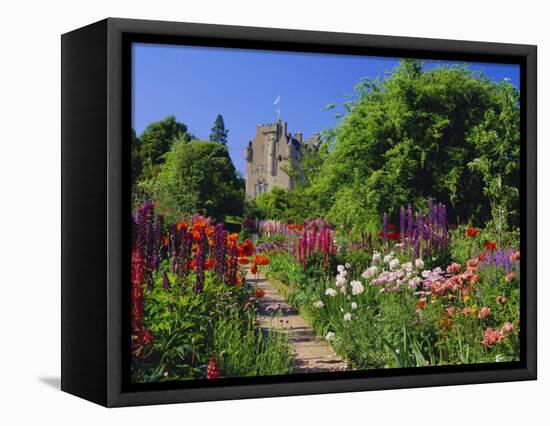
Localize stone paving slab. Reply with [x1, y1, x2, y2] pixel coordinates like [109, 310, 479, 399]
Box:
[247, 271, 347, 374]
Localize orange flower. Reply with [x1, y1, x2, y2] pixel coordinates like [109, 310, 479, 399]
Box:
[192, 230, 202, 242]
[188, 260, 197, 270]
[250, 266, 258, 275]
[253, 255, 269, 266]
[205, 258, 215, 269]
[227, 233, 239, 247]
[205, 225, 215, 238]
[236, 275, 243, 286]
[255, 289, 266, 298]
[466, 227, 478, 237]
[415, 298, 426, 310]
[162, 235, 169, 247]
[238, 257, 250, 265]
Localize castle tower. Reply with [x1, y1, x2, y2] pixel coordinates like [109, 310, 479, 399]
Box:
[244, 120, 302, 199]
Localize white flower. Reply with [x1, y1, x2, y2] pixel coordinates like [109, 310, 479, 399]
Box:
[372, 252, 381, 263]
[315, 300, 324, 309]
[351, 302, 358, 310]
[495, 354, 504, 363]
[343, 313, 352, 321]
[409, 277, 421, 288]
[345, 262, 351, 269]
[362, 265, 378, 279]
[383, 254, 393, 264]
[351, 280, 365, 295]
[336, 275, 348, 286]
[325, 331, 335, 341]
[389, 258, 400, 270]
[325, 288, 337, 297]
[337, 264, 346, 272]
[403, 262, 413, 273]
[415, 258, 424, 269]
[340, 286, 347, 295]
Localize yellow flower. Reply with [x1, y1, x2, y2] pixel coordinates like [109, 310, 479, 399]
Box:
[463, 295, 470, 303]
[470, 304, 478, 314]
[447, 294, 454, 300]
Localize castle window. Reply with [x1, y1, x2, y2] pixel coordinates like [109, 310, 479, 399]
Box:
[254, 182, 269, 197]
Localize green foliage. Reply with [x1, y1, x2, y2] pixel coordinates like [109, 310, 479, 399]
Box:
[137, 115, 193, 180]
[209, 114, 229, 145]
[291, 60, 520, 234]
[132, 269, 292, 382]
[140, 139, 244, 222]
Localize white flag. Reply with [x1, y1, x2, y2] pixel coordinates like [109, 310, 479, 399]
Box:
[274, 95, 280, 105]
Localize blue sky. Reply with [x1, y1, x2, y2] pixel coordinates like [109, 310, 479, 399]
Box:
[132, 43, 520, 175]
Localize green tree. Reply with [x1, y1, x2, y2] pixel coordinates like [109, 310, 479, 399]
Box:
[140, 139, 244, 222]
[131, 129, 142, 181]
[209, 114, 229, 145]
[305, 59, 520, 234]
[138, 115, 192, 179]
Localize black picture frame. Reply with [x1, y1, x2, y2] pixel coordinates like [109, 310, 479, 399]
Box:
[61, 17, 537, 407]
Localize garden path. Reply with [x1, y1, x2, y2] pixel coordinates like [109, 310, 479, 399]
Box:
[246, 270, 347, 374]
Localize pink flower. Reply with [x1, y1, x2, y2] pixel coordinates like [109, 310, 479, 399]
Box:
[505, 272, 515, 282]
[496, 295, 507, 305]
[446, 263, 462, 274]
[502, 322, 515, 333]
[482, 327, 505, 347]
[510, 251, 520, 262]
[467, 258, 479, 269]
[478, 307, 491, 319]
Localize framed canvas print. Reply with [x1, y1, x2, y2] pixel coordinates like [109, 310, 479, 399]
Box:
[61, 18, 537, 407]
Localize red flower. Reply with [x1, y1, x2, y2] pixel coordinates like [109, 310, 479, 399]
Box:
[466, 228, 478, 237]
[388, 231, 400, 241]
[255, 289, 266, 298]
[388, 224, 396, 231]
[250, 266, 258, 275]
[238, 257, 250, 265]
[253, 255, 269, 265]
[207, 356, 220, 379]
[378, 231, 385, 238]
[188, 260, 197, 270]
[176, 221, 188, 232]
[484, 241, 496, 251]
[237, 240, 255, 257]
[162, 235, 169, 247]
[204, 258, 215, 269]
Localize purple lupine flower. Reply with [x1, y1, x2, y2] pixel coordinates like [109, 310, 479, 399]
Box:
[179, 228, 192, 277]
[150, 214, 164, 270]
[413, 237, 420, 261]
[162, 271, 170, 291]
[194, 227, 206, 293]
[427, 198, 433, 227]
[400, 206, 406, 239]
[407, 204, 413, 239]
[438, 203, 446, 230]
[226, 244, 238, 286]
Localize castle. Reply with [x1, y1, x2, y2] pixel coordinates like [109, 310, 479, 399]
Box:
[244, 120, 318, 198]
